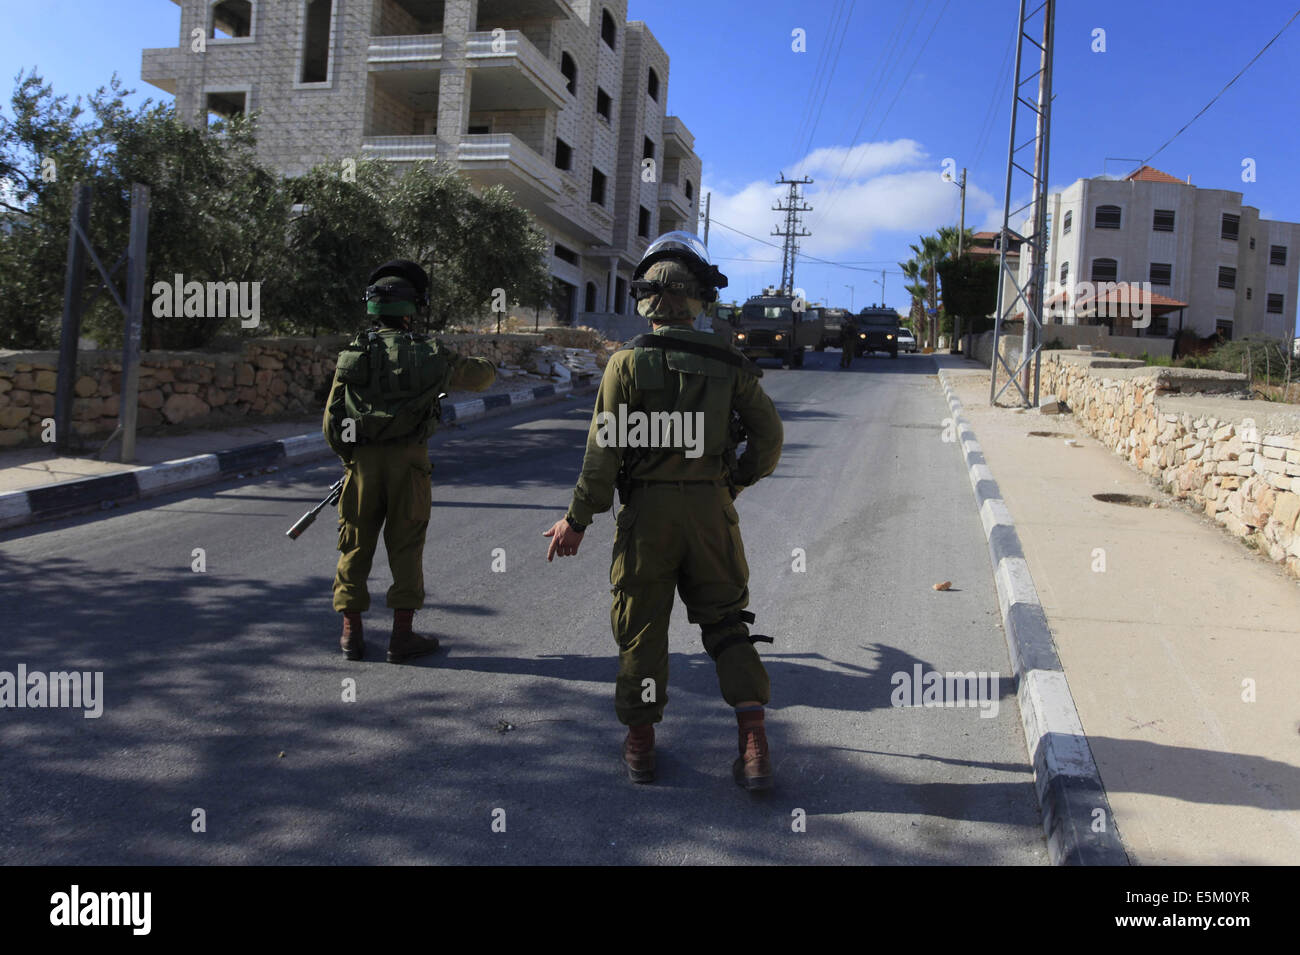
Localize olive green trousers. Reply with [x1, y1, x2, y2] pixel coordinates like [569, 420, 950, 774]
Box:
[610, 482, 770, 726]
[332, 442, 432, 612]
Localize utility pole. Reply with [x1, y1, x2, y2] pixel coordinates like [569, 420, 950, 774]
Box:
[771, 174, 812, 295]
[950, 166, 967, 353]
[991, 0, 1055, 407]
[844, 285, 854, 311]
[700, 191, 711, 245]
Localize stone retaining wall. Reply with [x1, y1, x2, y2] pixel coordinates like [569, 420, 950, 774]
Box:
[1041, 351, 1300, 578]
[0, 328, 610, 448]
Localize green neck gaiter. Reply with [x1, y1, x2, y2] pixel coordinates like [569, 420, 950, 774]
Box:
[367, 300, 416, 317]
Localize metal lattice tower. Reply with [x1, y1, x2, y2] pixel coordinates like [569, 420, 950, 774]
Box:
[990, 0, 1055, 406]
[772, 175, 813, 295]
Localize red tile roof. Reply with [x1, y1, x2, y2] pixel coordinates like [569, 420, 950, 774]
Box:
[1123, 166, 1186, 184]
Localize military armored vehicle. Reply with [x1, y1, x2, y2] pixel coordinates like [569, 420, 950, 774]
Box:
[815, 307, 850, 351]
[857, 306, 901, 358]
[715, 292, 823, 367]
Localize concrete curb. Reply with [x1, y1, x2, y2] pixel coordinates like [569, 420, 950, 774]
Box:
[0, 380, 585, 532]
[937, 369, 1129, 866]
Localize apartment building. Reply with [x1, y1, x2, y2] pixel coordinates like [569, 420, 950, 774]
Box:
[141, 0, 704, 324]
[1018, 166, 1300, 340]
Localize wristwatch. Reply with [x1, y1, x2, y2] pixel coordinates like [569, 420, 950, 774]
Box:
[565, 516, 588, 533]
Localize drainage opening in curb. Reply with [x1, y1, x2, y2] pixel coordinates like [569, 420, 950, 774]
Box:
[1027, 431, 1069, 437]
[1093, 493, 1156, 507]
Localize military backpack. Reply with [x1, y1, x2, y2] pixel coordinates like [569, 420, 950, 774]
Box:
[326, 328, 450, 459]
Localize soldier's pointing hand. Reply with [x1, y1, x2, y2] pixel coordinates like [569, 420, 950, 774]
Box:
[544, 518, 585, 561]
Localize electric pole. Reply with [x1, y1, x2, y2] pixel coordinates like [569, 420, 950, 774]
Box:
[700, 191, 711, 246]
[771, 174, 812, 295]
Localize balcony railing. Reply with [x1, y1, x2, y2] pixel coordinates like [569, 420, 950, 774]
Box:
[361, 135, 446, 162]
[368, 34, 444, 64]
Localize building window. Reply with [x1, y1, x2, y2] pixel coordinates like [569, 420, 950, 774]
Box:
[212, 0, 253, 38]
[648, 68, 660, 101]
[685, 180, 694, 200]
[1149, 262, 1171, 286]
[1246, 288, 1252, 300]
[1267, 293, 1285, 314]
[600, 9, 616, 49]
[1218, 266, 1236, 289]
[1090, 258, 1117, 282]
[300, 0, 333, 83]
[596, 87, 611, 121]
[560, 52, 577, 95]
[554, 244, 578, 265]
[1151, 315, 1169, 336]
[1152, 209, 1175, 232]
[1221, 213, 1239, 241]
[1216, 320, 1234, 340]
[642, 137, 655, 161]
[1249, 236, 1255, 250]
[206, 90, 247, 123]
[591, 167, 607, 206]
[584, 282, 597, 312]
[554, 138, 572, 171]
[1062, 210, 1072, 235]
[614, 277, 628, 314]
[467, 123, 490, 134]
[1272, 245, 1288, 266]
[1094, 205, 1121, 230]
[637, 206, 651, 237]
[1059, 262, 1069, 285]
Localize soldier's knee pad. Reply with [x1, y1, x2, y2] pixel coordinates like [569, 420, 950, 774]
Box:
[701, 610, 773, 660]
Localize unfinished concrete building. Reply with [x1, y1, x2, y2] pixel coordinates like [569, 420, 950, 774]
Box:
[141, 1, 704, 324]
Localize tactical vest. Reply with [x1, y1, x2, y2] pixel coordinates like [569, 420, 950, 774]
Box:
[327, 328, 450, 455]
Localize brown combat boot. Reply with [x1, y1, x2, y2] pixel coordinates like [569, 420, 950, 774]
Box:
[340, 611, 365, 661]
[622, 724, 656, 784]
[387, 609, 440, 663]
[733, 707, 773, 791]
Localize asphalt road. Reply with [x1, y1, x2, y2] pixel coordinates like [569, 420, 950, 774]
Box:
[0, 349, 1047, 865]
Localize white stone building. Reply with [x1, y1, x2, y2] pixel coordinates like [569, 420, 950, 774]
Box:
[141, 0, 703, 324]
[1017, 166, 1300, 341]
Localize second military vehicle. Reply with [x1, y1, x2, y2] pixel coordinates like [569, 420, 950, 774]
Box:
[856, 306, 902, 358]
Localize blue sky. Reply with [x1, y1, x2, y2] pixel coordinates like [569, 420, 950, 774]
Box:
[3, 0, 1298, 314]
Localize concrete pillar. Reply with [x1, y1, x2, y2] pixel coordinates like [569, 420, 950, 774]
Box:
[436, 0, 478, 144]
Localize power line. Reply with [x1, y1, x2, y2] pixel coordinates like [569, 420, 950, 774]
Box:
[1135, 8, 1300, 171]
[789, 0, 847, 168]
[804, 0, 923, 234]
[710, 217, 908, 274]
[794, 0, 858, 172]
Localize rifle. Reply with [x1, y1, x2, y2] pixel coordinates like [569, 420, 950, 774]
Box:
[286, 476, 346, 540]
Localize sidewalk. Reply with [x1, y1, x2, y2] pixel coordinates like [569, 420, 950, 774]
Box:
[936, 355, 1300, 864]
[0, 378, 587, 529]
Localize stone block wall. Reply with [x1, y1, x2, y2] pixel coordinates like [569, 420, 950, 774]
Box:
[0, 328, 611, 449]
[1041, 351, 1300, 579]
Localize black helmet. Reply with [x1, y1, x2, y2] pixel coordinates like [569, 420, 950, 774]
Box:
[365, 260, 430, 308]
[631, 231, 727, 303]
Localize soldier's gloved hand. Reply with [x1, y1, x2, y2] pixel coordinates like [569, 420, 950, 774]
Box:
[543, 518, 584, 561]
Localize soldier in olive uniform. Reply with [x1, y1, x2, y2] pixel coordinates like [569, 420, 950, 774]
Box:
[839, 313, 859, 368]
[323, 261, 496, 663]
[543, 232, 784, 790]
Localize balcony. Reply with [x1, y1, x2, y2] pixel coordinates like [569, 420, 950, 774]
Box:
[140, 45, 188, 95]
[465, 31, 568, 109]
[362, 135, 447, 162]
[477, 0, 574, 21]
[659, 180, 692, 221]
[368, 34, 444, 67]
[458, 133, 560, 210]
[662, 116, 695, 159]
